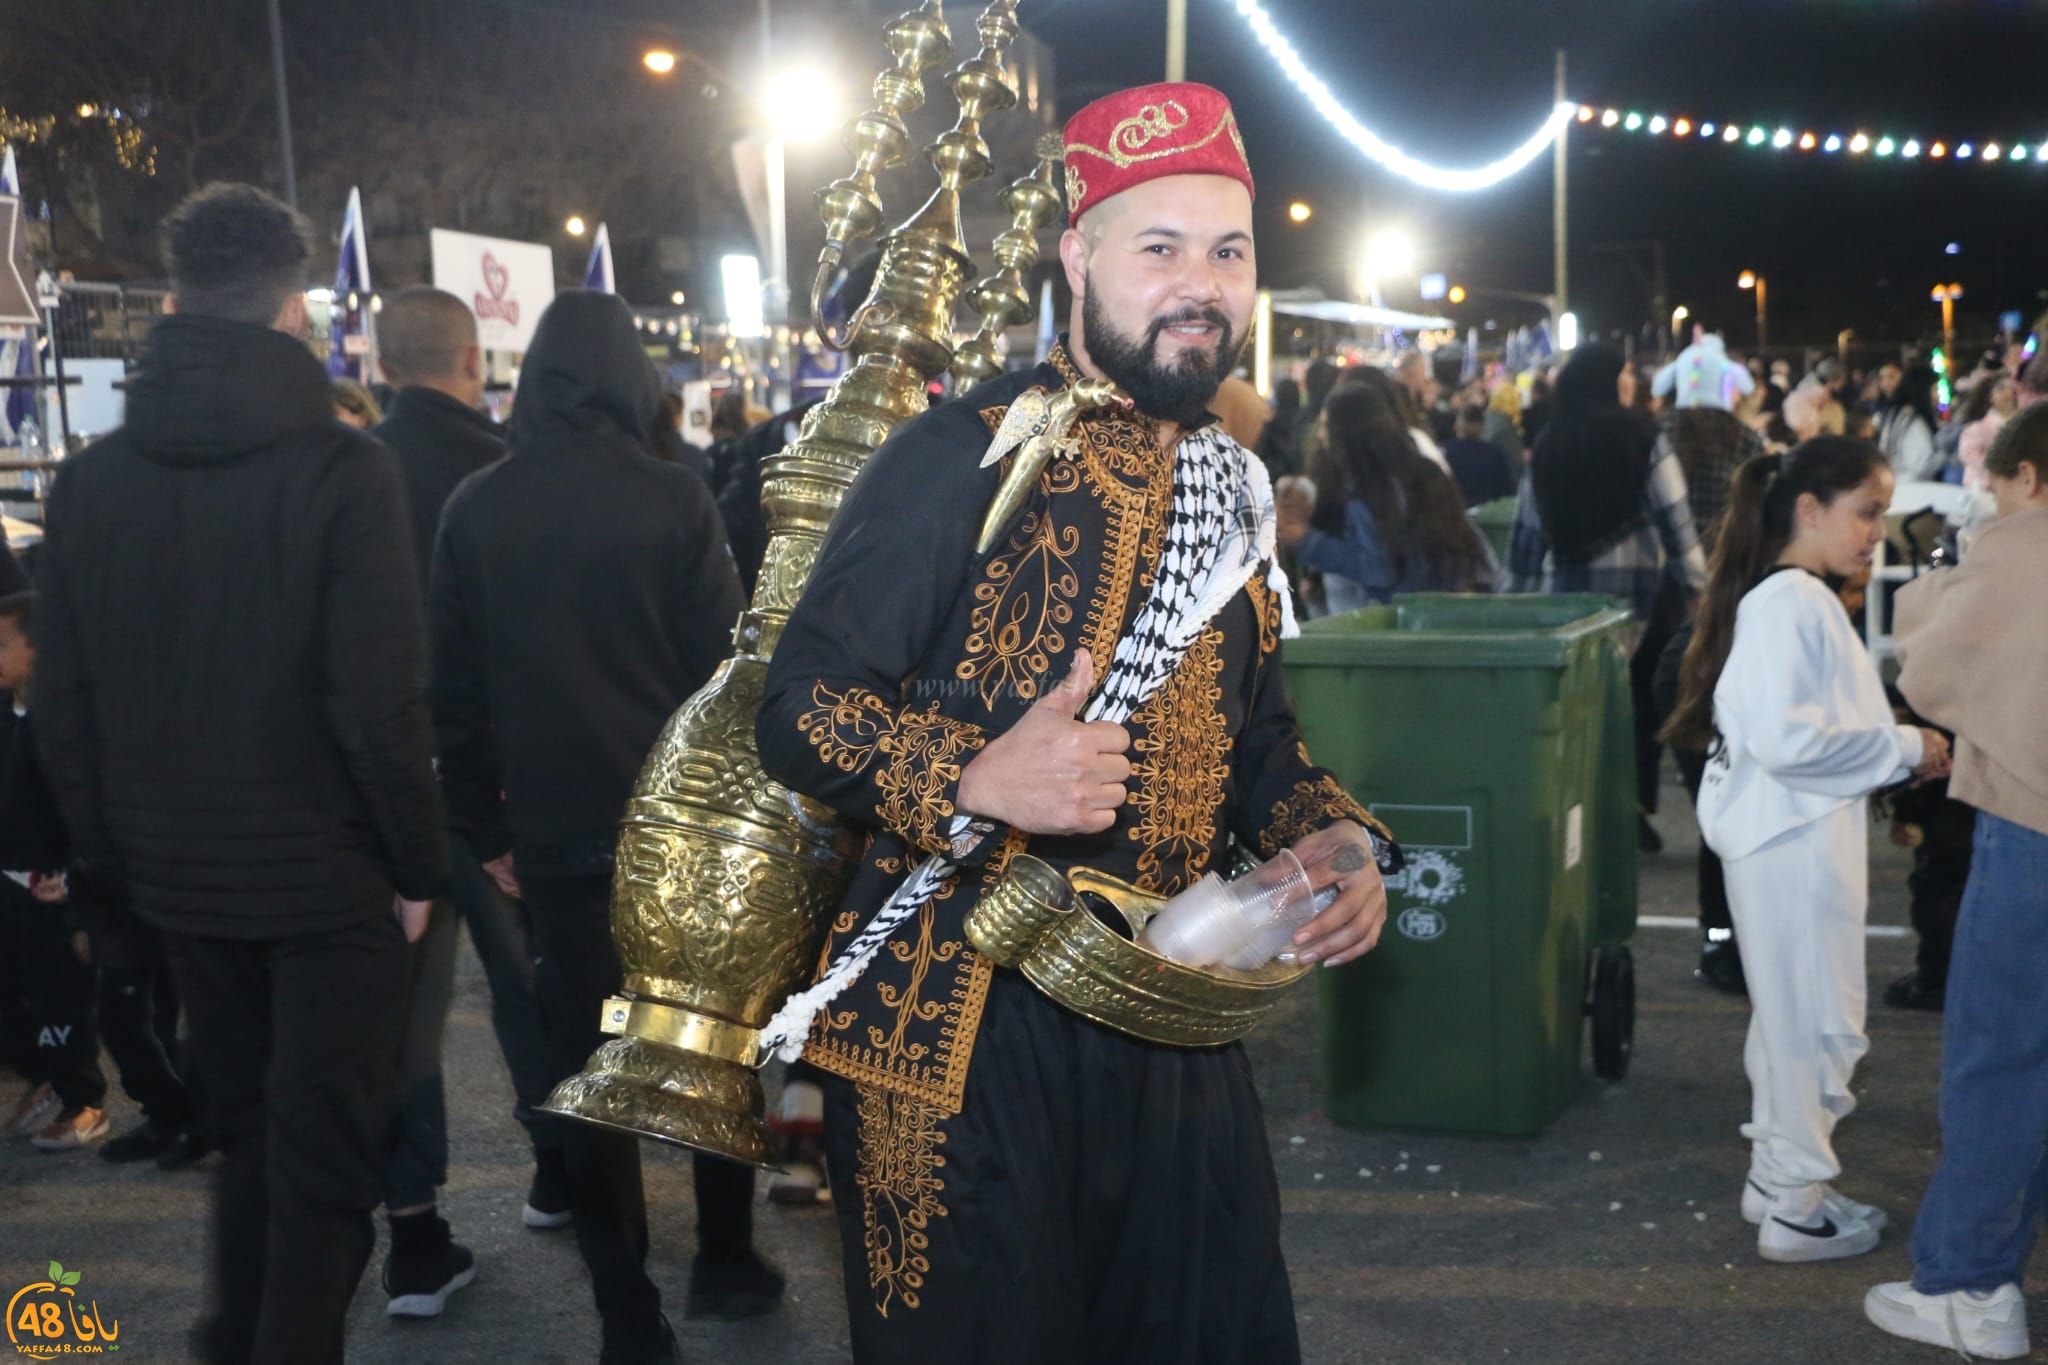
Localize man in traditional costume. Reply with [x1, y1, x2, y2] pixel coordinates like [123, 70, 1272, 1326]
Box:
[757, 82, 1398, 1364]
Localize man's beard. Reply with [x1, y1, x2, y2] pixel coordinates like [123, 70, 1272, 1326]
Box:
[1081, 285, 1240, 428]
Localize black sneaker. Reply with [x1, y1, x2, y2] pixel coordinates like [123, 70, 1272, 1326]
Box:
[1696, 936, 1748, 996]
[523, 1146, 573, 1229]
[384, 1217, 477, 1319]
[1883, 970, 1946, 1012]
[101, 1119, 171, 1164]
[155, 1125, 211, 1172]
[685, 1249, 785, 1321]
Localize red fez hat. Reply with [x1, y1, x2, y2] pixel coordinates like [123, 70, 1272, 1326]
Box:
[1062, 81, 1254, 226]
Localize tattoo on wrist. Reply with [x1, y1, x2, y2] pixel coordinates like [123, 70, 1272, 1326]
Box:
[1329, 844, 1368, 874]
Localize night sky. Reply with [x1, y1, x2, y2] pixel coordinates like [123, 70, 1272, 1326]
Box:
[1020, 0, 2048, 356]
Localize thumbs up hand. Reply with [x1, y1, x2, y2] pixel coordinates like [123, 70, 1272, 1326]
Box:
[955, 649, 1132, 836]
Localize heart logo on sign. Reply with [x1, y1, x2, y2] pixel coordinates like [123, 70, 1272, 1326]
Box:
[474, 250, 521, 327]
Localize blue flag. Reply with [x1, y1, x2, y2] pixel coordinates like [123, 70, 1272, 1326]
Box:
[329, 186, 374, 380]
[583, 223, 615, 294]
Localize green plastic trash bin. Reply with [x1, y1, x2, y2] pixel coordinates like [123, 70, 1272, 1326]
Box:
[1282, 593, 1637, 1139]
[1470, 496, 1519, 566]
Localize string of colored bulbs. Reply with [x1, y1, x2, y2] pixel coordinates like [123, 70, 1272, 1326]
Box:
[1574, 105, 2045, 165]
[1227, 0, 2043, 190]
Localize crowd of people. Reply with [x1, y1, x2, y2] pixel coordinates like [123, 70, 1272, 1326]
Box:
[2, 183, 783, 1365]
[3, 142, 2046, 1362]
[1247, 312, 2048, 1352]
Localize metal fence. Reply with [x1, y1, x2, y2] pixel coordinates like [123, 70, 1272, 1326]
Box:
[51, 280, 169, 364]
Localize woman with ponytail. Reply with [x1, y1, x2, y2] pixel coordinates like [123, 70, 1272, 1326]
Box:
[1665, 436, 1953, 1265]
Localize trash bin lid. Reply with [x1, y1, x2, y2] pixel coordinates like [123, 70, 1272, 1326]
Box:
[1285, 593, 1632, 669]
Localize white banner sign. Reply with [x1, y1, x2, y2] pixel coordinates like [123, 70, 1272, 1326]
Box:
[429, 229, 556, 354]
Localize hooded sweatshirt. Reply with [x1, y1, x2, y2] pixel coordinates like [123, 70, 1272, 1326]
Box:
[1653, 335, 1756, 412]
[31, 314, 448, 937]
[1696, 568, 1922, 861]
[431, 291, 744, 874]
[1895, 506, 2048, 837]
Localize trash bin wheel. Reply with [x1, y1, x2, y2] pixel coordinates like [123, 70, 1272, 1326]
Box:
[1590, 944, 1634, 1081]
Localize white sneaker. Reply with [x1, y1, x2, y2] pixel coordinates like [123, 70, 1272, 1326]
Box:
[1756, 1186, 1881, 1263]
[1742, 1177, 1887, 1232]
[3, 1082, 59, 1140]
[1865, 1281, 2029, 1359]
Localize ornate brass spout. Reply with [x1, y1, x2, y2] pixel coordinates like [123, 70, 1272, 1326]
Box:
[809, 1, 953, 348]
[541, 0, 1030, 1166]
[951, 132, 1066, 388]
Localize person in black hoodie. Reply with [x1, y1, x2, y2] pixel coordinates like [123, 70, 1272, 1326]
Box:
[368, 285, 562, 1316]
[0, 591, 108, 1150]
[431, 290, 765, 1365]
[32, 183, 446, 1365]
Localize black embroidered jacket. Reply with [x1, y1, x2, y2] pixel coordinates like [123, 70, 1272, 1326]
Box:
[756, 345, 1387, 1112]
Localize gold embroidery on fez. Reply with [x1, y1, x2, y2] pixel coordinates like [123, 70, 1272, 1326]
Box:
[1112, 99, 1190, 153]
[1064, 109, 1244, 170]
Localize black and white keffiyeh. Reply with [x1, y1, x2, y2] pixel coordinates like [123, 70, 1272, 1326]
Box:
[757, 427, 1294, 1062]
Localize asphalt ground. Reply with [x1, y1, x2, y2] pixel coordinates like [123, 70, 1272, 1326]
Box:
[2, 776, 2038, 1364]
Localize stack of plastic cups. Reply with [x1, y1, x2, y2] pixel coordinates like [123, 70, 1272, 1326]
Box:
[1141, 849, 1333, 970]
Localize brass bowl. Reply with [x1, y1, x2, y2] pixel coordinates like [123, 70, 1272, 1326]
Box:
[963, 855, 1311, 1047]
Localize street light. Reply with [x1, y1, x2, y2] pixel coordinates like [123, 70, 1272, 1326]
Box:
[1359, 228, 1415, 306]
[1737, 270, 1767, 351]
[1447, 284, 1467, 305]
[761, 64, 841, 146]
[643, 49, 678, 75]
[670, 290, 687, 306]
[1670, 304, 1689, 347]
[565, 215, 588, 237]
[1287, 201, 1312, 224]
[1931, 282, 1964, 360]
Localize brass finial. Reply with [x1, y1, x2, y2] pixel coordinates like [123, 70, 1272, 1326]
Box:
[950, 131, 1067, 388]
[885, 0, 1022, 279]
[807, 2, 955, 339]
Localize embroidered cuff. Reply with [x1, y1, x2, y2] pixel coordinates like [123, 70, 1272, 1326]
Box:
[799, 683, 993, 857]
[1257, 774, 1404, 873]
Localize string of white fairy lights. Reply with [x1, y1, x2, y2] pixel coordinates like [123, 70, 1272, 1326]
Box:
[1224, 0, 2041, 188]
[1225, 0, 1575, 192]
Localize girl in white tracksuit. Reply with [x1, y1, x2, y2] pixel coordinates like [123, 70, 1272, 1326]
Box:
[1664, 436, 1952, 1264]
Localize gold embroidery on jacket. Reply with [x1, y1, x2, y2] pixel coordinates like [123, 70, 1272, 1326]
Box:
[799, 683, 987, 855]
[1248, 571, 1283, 656]
[1259, 773, 1387, 858]
[1126, 625, 1231, 892]
[872, 704, 987, 854]
[956, 464, 1084, 711]
[799, 682, 894, 773]
[852, 1082, 949, 1318]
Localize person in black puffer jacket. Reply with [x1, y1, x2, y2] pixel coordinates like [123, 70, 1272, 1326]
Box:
[431, 289, 767, 1364]
[32, 183, 445, 1365]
